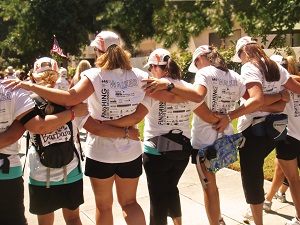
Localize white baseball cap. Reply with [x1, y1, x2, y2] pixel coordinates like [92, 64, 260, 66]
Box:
[90, 31, 120, 52]
[144, 48, 171, 68]
[33, 57, 59, 73]
[232, 36, 257, 62]
[188, 45, 212, 73]
[59, 67, 68, 76]
[270, 55, 283, 63]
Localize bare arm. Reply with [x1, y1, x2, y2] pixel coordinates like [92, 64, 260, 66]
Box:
[283, 77, 300, 94]
[68, 78, 75, 90]
[142, 78, 204, 103]
[3, 76, 94, 106]
[0, 120, 26, 150]
[243, 89, 289, 113]
[104, 104, 148, 127]
[17, 103, 88, 134]
[83, 116, 140, 141]
[146, 90, 186, 103]
[289, 75, 300, 82]
[193, 103, 219, 124]
[261, 100, 286, 113]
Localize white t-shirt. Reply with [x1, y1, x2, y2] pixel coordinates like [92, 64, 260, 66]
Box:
[237, 62, 289, 132]
[55, 76, 70, 91]
[284, 91, 300, 141]
[0, 84, 35, 168]
[142, 78, 201, 147]
[191, 66, 246, 149]
[83, 67, 148, 163]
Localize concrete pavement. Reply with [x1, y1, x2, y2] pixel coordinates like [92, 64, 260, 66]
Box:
[20, 132, 295, 225]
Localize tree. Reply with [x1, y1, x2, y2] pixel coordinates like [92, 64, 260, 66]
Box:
[1, 0, 299, 69]
[153, 0, 211, 49]
[0, 0, 101, 69]
[92, 0, 155, 52]
[227, 0, 300, 46]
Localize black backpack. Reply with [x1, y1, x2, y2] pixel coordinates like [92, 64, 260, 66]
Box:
[26, 94, 83, 187]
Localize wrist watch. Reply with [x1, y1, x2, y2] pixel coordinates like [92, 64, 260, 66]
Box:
[167, 82, 175, 91]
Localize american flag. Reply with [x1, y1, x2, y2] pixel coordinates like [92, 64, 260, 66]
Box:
[51, 36, 67, 58]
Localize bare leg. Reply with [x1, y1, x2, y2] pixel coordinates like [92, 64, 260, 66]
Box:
[172, 216, 182, 225]
[37, 212, 54, 225]
[279, 183, 289, 194]
[265, 159, 285, 202]
[278, 158, 300, 218]
[250, 203, 263, 225]
[196, 164, 220, 225]
[90, 176, 115, 225]
[62, 207, 82, 225]
[115, 175, 146, 225]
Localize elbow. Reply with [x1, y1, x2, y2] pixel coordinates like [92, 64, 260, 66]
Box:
[276, 101, 287, 112]
[34, 125, 49, 134]
[255, 95, 264, 108]
[192, 95, 204, 103]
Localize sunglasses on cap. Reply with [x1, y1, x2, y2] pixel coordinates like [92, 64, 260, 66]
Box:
[40, 62, 52, 68]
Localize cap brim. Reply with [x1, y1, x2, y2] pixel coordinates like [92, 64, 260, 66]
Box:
[143, 62, 150, 68]
[90, 40, 97, 47]
[188, 63, 198, 73]
[232, 53, 242, 63]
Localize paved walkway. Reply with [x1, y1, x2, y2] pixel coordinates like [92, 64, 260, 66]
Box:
[20, 132, 295, 225]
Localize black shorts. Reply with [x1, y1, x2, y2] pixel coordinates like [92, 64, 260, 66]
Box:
[191, 149, 199, 164]
[84, 155, 143, 179]
[29, 179, 84, 215]
[276, 135, 300, 161]
[0, 177, 28, 225]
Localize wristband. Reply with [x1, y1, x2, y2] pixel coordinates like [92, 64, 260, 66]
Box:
[124, 127, 129, 139]
[69, 108, 75, 121]
[226, 113, 232, 123]
[167, 82, 175, 91]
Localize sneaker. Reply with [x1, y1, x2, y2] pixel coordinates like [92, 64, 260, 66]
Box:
[243, 208, 253, 224]
[219, 217, 226, 225]
[285, 217, 300, 225]
[263, 201, 272, 211]
[275, 191, 287, 203]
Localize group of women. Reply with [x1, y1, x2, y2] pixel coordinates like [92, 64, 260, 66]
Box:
[1, 31, 300, 225]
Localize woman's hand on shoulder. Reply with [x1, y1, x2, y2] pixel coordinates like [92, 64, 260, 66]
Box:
[141, 78, 169, 94]
[2, 79, 32, 91]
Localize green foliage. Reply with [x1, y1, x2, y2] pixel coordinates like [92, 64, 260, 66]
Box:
[0, 0, 96, 69]
[95, 0, 155, 52]
[218, 45, 242, 74]
[227, 0, 300, 47]
[1, 0, 299, 69]
[170, 51, 193, 82]
[210, 0, 234, 41]
[154, 1, 210, 49]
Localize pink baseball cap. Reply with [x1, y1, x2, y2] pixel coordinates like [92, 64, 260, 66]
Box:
[90, 31, 120, 52]
[33, 57, 59, 74]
